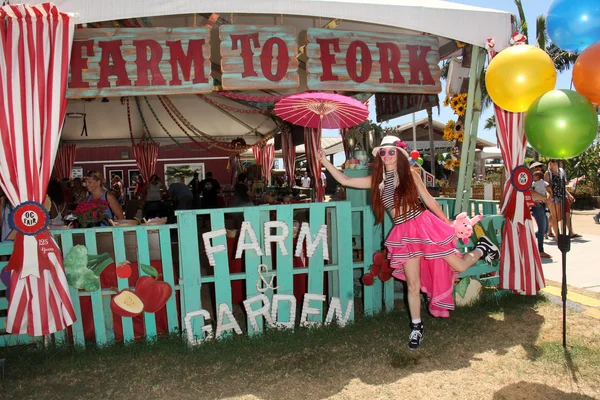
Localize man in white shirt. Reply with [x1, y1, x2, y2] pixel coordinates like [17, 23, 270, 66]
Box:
[320, 171, 326, 188]
[301, 172, 311, 188]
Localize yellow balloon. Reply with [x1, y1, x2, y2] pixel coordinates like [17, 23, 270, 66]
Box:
[485, 45, 557, 112]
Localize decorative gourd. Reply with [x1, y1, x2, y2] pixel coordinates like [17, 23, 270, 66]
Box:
[111, 290, 144, 317]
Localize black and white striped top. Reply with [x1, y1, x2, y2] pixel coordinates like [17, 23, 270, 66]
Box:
[382, 170, 423, 225]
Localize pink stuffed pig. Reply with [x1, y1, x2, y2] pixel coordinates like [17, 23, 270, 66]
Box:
[452, 212, 483, 244]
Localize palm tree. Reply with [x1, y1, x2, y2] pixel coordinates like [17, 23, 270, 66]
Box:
[484, 115, 496, 131]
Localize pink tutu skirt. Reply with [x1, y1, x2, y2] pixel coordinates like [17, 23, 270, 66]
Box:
[385, 210, 461, 318]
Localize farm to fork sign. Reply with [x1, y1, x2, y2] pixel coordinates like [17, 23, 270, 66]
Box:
[66, 27, 441, 98]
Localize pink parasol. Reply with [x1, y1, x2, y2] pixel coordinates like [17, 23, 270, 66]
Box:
[274, 92, 368, 130]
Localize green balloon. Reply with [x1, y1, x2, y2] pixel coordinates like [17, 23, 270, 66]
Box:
[417, 157, 424, 166]
[525, 89, 598, 159]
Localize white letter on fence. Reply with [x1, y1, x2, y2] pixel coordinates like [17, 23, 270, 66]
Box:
[203, 228, 226, 267]
[325, 297, 354, 327]
[264, 221, 289, 257]
[184, 309, 214, 345]
[243, 294, 274, 332]
[271, 294, 296, 329]
[235, 221, 263, 259]
[295, 223, 329, 260]
[215, 303, 243, 338]
[300, 293, 326, 327]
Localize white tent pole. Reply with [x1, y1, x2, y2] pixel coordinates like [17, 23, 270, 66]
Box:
[412, 113, 417, 150]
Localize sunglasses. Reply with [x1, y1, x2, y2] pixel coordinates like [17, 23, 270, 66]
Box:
[378, 148, 397, 157]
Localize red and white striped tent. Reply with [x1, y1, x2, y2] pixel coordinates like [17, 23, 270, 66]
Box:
[0, 3, 76, 336]
[486, 39, 545, 295]
[53, 143, 77, 180]
[260, 144, 275, 184]
[304, 127, 325, 202]
[281, 126, 296, 185]
[132, 141, 160, 182]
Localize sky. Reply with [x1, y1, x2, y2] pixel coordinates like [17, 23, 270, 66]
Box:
[321, 0, 573, 165]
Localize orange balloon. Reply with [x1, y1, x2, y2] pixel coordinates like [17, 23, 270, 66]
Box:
[573, 41, 600, 105]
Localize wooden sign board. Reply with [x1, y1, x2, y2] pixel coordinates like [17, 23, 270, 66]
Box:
[220, 26, 299, 91]
[375, 93, 439, 122]
[306, 29, 441, 93]
[67, 28, 212, 98]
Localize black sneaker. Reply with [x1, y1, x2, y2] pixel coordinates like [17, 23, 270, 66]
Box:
[476, 236, 500, 263]
[408, 322, 424, 350]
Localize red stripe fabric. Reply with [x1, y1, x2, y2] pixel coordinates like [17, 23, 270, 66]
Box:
[253, 145, 262, 166]
[260, 144, 275, 183]
[281, 126, 296, 186]
[487, 40, 545, 295]
[0, 3, 76, 336]
[53, 143, 77, 179]
[304, 127, 324, 202]
[132, 141, 160, 182]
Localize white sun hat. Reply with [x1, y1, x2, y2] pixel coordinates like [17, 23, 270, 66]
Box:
[372, 135, 409, 158]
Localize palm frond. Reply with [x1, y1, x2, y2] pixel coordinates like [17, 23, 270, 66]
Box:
[514, 0, 529, 42]
[536, 15, 547, 50]
[484, 115, 496, 131]
[546, 43, 579, 72]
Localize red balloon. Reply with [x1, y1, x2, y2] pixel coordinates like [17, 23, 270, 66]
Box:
[370, 264, 381, 276]
[410, 150, 420, 160]
[378, 271, 392, 282]
[573, 41, 600, 105]
[380, 260, 392, 273]
[372, 251, 385, 265]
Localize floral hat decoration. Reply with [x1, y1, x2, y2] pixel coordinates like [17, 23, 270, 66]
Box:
[372, 136, 410, 190]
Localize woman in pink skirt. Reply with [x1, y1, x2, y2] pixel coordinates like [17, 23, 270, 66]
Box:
[319, 136, 499, 350]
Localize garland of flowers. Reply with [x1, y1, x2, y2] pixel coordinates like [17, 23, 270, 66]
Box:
[216, 91, 288, 103]
[197, 94, 271, 115]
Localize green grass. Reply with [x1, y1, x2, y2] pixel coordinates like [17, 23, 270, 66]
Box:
[0, 290, 597, 400]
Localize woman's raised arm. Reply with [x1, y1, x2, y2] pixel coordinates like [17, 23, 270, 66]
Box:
[318, 149, 371, 189]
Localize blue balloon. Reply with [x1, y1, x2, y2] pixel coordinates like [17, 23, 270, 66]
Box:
[547, 0, 600, 53]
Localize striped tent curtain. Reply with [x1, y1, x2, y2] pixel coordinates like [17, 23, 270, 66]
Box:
[281, 126, 296, 186]
[260, 144, 275, 184]
[252, 145, 262, 166]
[132, 141, 160, 182]
[304, 127, 324, 202]
[487, 39, 545, 295]
[53, 143, 76, 180]
[0, 3, 76, 336]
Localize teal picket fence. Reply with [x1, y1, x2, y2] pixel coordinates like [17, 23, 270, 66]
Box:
[0, 200, 502, 347]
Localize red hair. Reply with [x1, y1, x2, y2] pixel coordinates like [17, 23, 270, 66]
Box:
[370, 155, 422, 225]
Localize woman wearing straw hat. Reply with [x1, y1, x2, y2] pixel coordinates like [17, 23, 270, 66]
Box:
[319, 136, 499, 350]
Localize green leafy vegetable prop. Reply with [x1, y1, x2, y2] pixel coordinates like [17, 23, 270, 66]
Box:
[64, 245, 113, 292]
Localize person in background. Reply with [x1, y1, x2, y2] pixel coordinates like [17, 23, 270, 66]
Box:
[134, 175, 145, 200]
[530, 170, 551, 258]
[199, 172, 221, 209]
[71, 177, 88, 205]
[0, 188, 14, 242]
[529, 161, 551, 241]
[85, 170, 124, 223]
[189, 172, 201, 208]
[47, 180, 67, 227]
[168, 177, 193, 211]
[143, 174, 166, 219]
[301, 171, 311, 188]
[545, 160, 581, 239]
[232, 173, 253, 207]
[111, 175, 124, 205]
[320, 170, 327, 192]
[295, 173, 302, 187]
[60, 178, 72, 205]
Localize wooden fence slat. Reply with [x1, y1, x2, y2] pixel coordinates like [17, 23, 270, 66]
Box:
[84, 231, 108, 345]
[177, 211, 204, 340]
[60, 233, 85, 347]
[210, 210, 233, 317]
[336, 202, 355, 322]
[327, 208, 340, 298]
[136, 229, 157, 339]
[159, 226, 180, 333]
[307, 203, 326, 323]
[112, 228, 135, 342]
[243, 207, 262, 335]
[275, 205, 294, 325]
[362, 208, 375, 316]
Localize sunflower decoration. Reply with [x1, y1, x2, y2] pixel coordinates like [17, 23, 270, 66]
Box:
[444, 158, 455, 170]
[455, 40, 467, 48]
[454, 158, 461, 168]
[443, 96, 451, 107]
[451, 96, 461, 110]
[453, 120, 465, 142]
[458, 93, 468, 103]
[455, 103, 466, 117]
[443, 128, 454, 142]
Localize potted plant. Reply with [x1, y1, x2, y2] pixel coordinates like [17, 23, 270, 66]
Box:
[73, 199, 110, 227]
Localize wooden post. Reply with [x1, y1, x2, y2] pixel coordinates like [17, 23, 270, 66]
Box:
[455, 46, 485, 215]
[427, 108, 435, 178]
